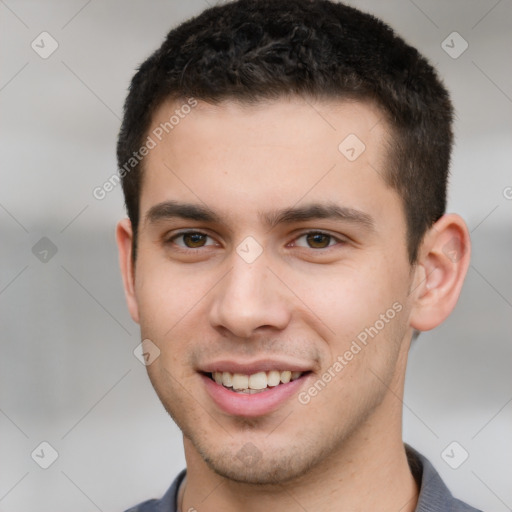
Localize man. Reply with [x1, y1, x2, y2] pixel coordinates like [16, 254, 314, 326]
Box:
[115, 0, 480, 510]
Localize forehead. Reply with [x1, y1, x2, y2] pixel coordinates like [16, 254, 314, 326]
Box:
[139, 96, 397, 228]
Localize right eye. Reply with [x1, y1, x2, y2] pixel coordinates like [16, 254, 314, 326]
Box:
[167, 231, 218, 250]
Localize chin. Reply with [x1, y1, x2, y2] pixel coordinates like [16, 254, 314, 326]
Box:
[205, 455, 309, 486]
[195, 439, 327, 486]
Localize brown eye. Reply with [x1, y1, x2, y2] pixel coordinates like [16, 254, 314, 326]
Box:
[170, 232, 214, 249]
[300, 232, 335, 249]
[182, 233, 207, 248]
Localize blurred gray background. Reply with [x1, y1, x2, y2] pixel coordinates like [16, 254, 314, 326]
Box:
[1, 1, 511, 510]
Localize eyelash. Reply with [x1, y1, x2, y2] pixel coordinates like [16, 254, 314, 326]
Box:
[166, 230, 344, 251]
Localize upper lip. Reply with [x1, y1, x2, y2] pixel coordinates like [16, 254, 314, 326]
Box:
[199, 359, 313, 375]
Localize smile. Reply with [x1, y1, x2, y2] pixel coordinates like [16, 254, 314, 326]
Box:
[209, 370, 303, 394]
[201, 367, 311, 417]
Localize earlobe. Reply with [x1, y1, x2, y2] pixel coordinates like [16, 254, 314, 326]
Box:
[116, 218, 140, 324]
[409, 214, 471, 332]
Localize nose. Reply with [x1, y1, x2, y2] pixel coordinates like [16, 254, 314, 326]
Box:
[208, 252, 291, 339]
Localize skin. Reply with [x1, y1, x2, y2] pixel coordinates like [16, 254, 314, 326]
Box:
[117, 96, 471, 512]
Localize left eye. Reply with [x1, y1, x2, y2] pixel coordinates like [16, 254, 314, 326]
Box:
[293, 232, 339, 249]
[172, 232, 216, 249]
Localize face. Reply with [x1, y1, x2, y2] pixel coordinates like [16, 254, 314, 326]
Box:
[125, 97, 417, 484]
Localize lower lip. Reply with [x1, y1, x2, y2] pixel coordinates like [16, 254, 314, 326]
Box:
[201, 374, 309, 417]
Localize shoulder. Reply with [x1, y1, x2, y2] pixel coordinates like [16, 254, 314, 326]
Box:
[123, 469, 186, 512]
[406, 445, 483, 512]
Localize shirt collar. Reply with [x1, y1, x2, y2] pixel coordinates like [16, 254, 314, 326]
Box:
[405, 444, 481, 512]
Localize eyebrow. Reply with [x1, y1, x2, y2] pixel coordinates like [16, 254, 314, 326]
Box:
[145, 200, 375, 231]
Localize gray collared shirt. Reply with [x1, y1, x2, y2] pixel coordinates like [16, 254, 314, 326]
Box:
[125, 445, 483, 512]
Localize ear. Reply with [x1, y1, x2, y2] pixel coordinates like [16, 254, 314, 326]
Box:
[409, 213, 471, 332]
[116, 218, 140, 324]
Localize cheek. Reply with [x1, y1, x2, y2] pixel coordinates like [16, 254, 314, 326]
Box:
[135, 257, 202, 337]
[299, 263, 404, 336]
[299, 267, 409, 412]
[293, 258, 411, 381]
[134, 259, 220, 379]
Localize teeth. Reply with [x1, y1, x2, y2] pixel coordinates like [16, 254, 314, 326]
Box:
[248, 372, 267, 390]
[211, 370, 304, 391]
[232, 374, 249, 390]
[267, 370, 281, 387]
[280, 371, 291, 384]
[222, 371, 233, 387]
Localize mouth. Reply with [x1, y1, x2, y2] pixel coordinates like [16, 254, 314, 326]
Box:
[200, 366, 312, 417]
[207, 370, 305, 394]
